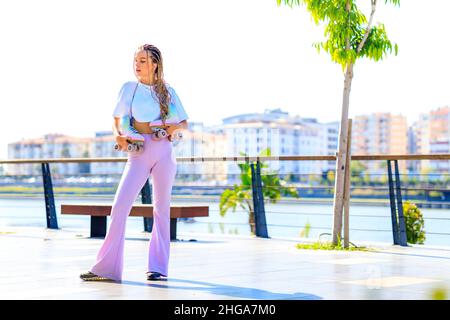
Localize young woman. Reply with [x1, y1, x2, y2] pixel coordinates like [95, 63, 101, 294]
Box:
[80, 44, 189, 282]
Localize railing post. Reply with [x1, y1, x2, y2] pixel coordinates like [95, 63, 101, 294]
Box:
[141, 179, 153, 232]
[387, 160, 408, 247]
[256, 161, 269, 238]
[250, 162, 259, 236]
[394, 160, 408, 246]
[250, 160, 269, 238]
[41, 162, 58, 229]
[387, 160, 399, 245]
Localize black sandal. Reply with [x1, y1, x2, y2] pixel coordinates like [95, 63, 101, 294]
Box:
[80, 271, 113, 281]
[146, 271, 166, 281]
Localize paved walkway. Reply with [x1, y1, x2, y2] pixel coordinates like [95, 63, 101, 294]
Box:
[0, 226, 449, 300]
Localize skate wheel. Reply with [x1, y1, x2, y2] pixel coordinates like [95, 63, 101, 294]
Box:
[156, 129, 167, 139]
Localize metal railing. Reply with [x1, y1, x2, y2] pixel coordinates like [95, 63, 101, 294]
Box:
[1, 153, 449, 245]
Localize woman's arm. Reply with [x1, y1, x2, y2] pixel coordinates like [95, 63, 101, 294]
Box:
[112, 117, 123, 137]
[113, 117, 129, 151]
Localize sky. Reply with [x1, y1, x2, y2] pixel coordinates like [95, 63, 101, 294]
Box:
[0, 0, 449, 160]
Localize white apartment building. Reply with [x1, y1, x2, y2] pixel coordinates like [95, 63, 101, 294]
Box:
[209, 109, 339, 183]
[7, 134, 91, 176]
[411, 106, 450, 174]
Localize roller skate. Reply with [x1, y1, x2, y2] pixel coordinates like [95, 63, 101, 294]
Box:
[149, 118, 184, 143]
[168, 128, 183, 142]
[113, 115, 145, 153]
[151, 126, 169, 141]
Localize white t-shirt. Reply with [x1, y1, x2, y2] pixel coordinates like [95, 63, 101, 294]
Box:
[112, 81, 189, 123]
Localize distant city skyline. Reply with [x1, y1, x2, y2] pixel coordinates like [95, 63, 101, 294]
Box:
[7, 106, 449, 178]
[1, 0, 449, 160]
[4, 106, 446, 146]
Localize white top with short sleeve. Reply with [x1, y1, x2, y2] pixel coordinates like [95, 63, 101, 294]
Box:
[112, 81, 189, 123]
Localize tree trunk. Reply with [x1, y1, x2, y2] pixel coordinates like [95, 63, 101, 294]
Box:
[332, 62, 354, 245]
[249, 210, 256, 235]
[343, 119, 353, 248]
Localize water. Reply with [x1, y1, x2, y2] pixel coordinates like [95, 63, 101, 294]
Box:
[0, 197, 449, 246]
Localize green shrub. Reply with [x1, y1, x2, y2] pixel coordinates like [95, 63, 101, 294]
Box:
[403, 201, 426, 244]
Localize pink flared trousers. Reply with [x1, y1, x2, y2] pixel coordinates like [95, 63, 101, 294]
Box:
[90, 133, 177, 281]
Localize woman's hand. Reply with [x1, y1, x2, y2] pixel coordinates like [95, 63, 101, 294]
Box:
[113, 118, 130, 151]
[115, 134, 129, 151]
[165, 121, 188, 142]
[165, 121, 188, 136]
[165, 124, 182, 136]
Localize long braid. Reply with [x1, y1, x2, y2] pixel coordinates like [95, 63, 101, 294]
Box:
[139, 44, 170, 126]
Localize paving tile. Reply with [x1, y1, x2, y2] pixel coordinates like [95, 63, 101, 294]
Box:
[1, 227, 450, 300]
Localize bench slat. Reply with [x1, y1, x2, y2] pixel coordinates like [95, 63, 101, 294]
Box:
[61, 204, 209, 218]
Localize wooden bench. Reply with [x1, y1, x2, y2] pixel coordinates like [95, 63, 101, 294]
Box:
[61, 203, 209, 240]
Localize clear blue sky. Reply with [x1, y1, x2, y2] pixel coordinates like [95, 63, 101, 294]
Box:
[0, 0, 449, 159]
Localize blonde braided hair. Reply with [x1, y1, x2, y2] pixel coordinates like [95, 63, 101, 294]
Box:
[138, 44, 171, 125]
